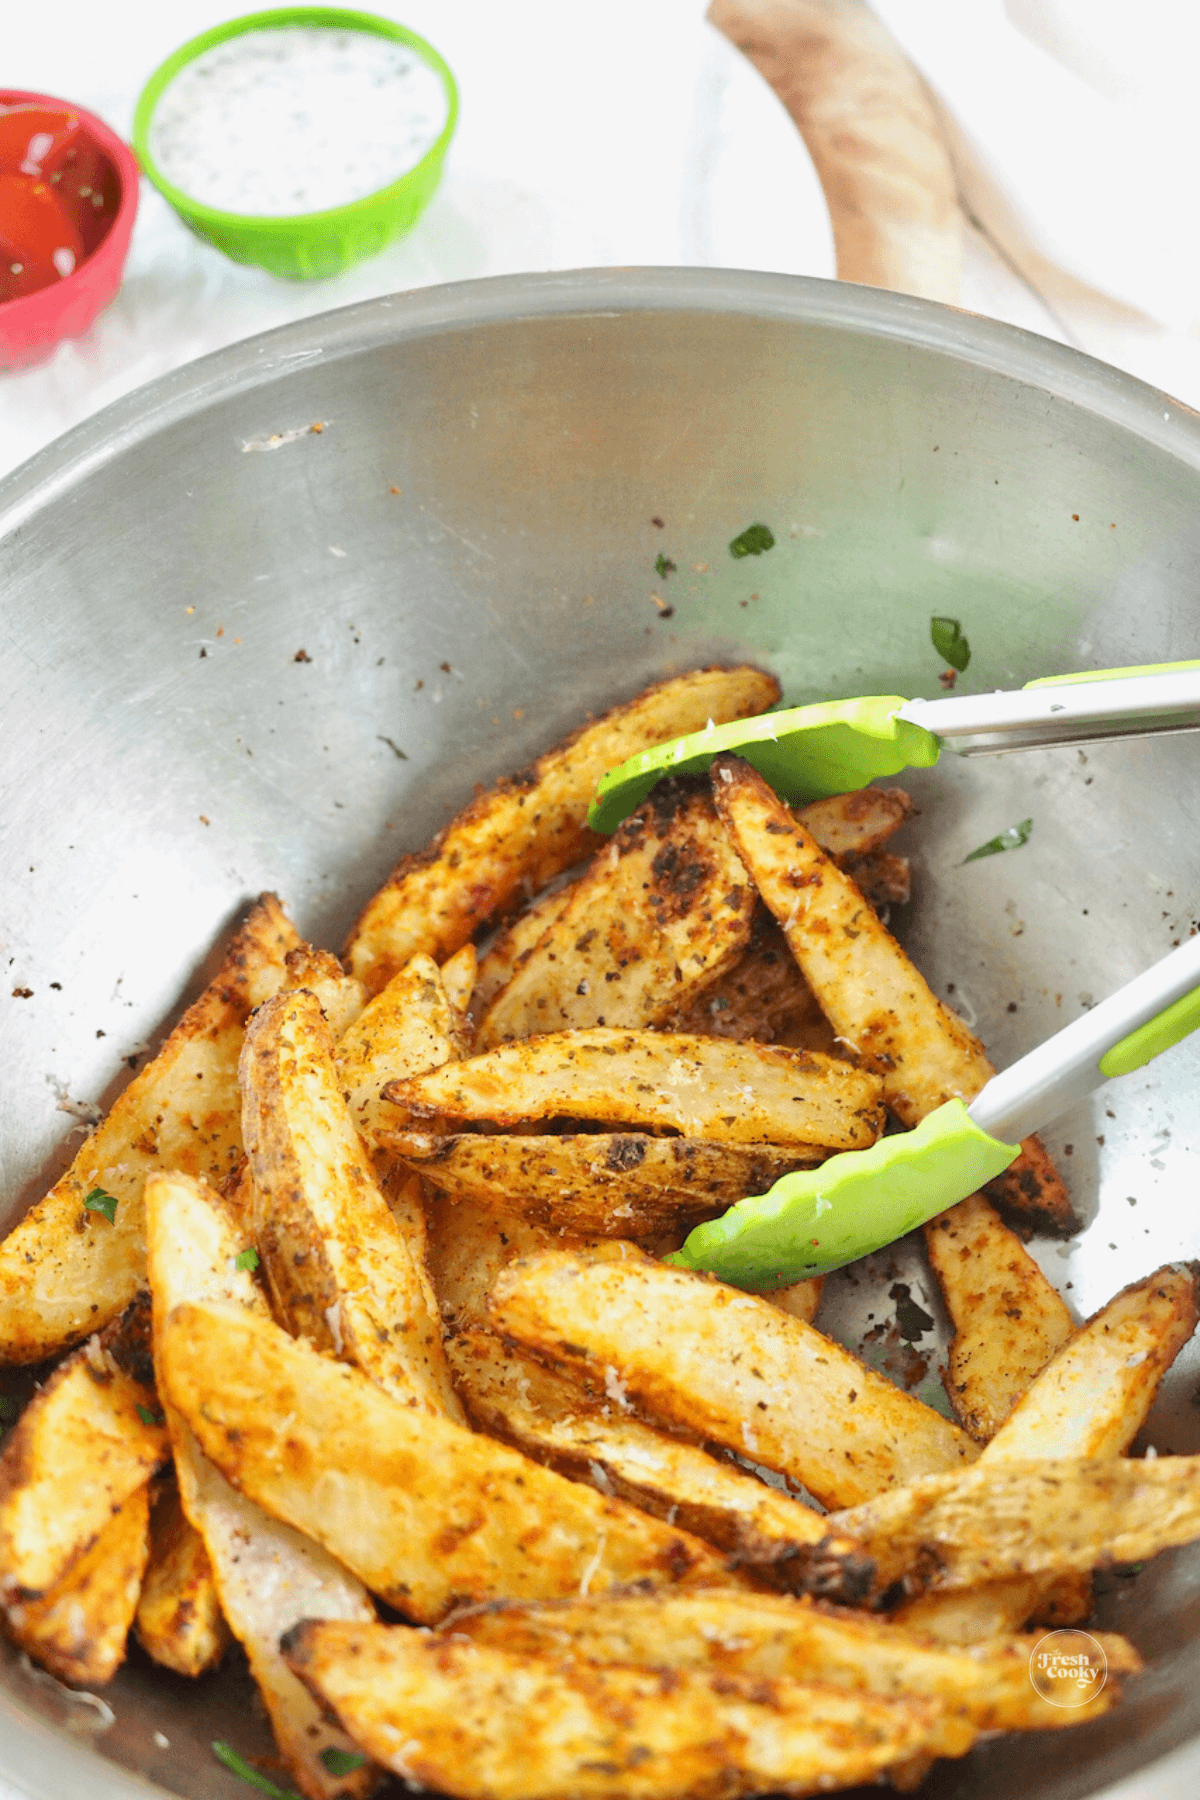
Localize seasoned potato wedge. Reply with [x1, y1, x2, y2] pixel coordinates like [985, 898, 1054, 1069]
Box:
[383, 1029, 884, 1150]
[241, 989, 463, 1420]
[0, 894, 299, 1363]
[453, 1588, 1138, 1737]
[447, 1328, 869, 1598]
[663, 908, 839, 1051]
[135, 1482, 230, 1677]
[279, 943, 366, 1038]
[144, 1171, 380, 1800]
[489, 1247, 976, 1508]
[710, 756, 1077, 1231]
[762, 1277, 824, 1324]
[478, 781, 756, 1046]
[833, 1454, 1200, 1595]
[346, 666, 781, 993]
[428, 1200, 561, 1332]
[0, 1332, 166, 1601]
[982, 1134, 1078, 1240]
[5, 1482, 151, 1687]
[473, 886, 577, 1017]
[284, 1620, 947, 1799]
[335, 952, 460, 1144]
[160, 1296, 727, 1621]
[440, 942, 478, 1023]
[924, 1194, 1074, 1443]
[387, 1132, 821, 1238]
[798, 787, 916, 859]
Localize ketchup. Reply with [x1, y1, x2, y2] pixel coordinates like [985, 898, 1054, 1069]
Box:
[0, 104, 120, 303]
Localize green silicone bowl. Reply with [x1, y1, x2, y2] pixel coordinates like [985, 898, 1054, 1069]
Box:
[132, 6, 458, 280]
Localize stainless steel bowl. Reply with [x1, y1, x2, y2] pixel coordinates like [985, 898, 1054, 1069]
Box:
[1, 270, 1199, 1800]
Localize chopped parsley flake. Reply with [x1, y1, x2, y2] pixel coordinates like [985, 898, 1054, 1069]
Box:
[235, 1247, 261, 1272]
[320, 1748, 368, 1775]
[653, 553, 676, 580]
[136, 1404, 164, 1428]
[212, 1742, 300, 1800]
[729, 523, 775, 559]
[930, 615, 970, 672]
[964, 818, 1033, 863]
[83, 1188, 118, 1224]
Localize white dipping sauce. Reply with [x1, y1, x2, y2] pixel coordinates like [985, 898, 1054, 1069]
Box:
[149, 26, 449, 216]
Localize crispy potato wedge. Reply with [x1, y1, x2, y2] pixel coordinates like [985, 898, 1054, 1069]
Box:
[284, 1620, 946, 1799]
[0, 894, 300, 1363]
[335, 952, 459, 1146]
[428, 1199, 562, 1332]
[843, 849, 911, 909]
[447, 1329, 869, 1598]
[489, 1247, 977, 1508]
[441, 942, 478, 1024]
[160, 1298, 727, 1621]
[798, 787, 916, 859]
[388, 1133, 821, 1238]
[478, 782, 757, 1046]
[0, 1333, 166, 1602]
[762, 1277, 824, 1324]
[135, 1482, 230, 1677]
[663, 908, 839, 1052]
[982, 1133, 1077, 1239]
[6, 1482, 151, 1687]
[383, 1029, 884, 1150]
[924, 1194, 1074, 1442]
[452, 1588, 1138, 1738]
[241, 989, 463, 1420]
[710, 757, 1077, 1231]
[346, 666, 782, 994]
[896, 1260, 1199, 1641]
[144, 1171, 380, 1800]
[833, 1454, 1200, 1595]
[279, 943, 366, 1038]
[473, 886, 577, 1017]
[711, 755, 990, 1121]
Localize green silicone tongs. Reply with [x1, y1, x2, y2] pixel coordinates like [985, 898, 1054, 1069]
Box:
[588, 661, 1200, 833]
[667, 934, 1200, 1289]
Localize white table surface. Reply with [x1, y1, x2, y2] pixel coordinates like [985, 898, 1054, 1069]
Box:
[3, 3, 1200, 1795]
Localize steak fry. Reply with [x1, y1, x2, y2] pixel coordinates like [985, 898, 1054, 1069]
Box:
[478, 781, 756, 1046]
[283, 1621, 946, 1800]
[346, 666, 781, 994]
[135, 1482, 230, 1678]
[447, 1328, 869, 1599]
[924, 1194, 1074, 1443]
[145, 1171, 379, 1800]
[710, 756, 1076, 1233]
[159, 1298, 728, 1621]
[452, 1588, 1139, 1738]
[0, 893, 300, 1363]
[241, 989, 463, 1420]
[387, 1132, 821, 1238]
[382, 1029, 884, 1150]
[489, 1247, 976, 1508]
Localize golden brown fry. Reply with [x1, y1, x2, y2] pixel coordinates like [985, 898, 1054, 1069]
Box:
[0, 1337, 166, 1602]
[335, 952, 459, 1144]
[478, 782, 757, 1047]
[924, 1194, 1073, 1443]
[6, 1483, 151, 1687]
[489, 1246, 977, 1508]
[982, 1134, 1077, 1239]
[452, 1588, 1138, 1737]
[796, 787, 916, 859]
[473, 886, 576, 1017]
[0, 894, 300, 1363]
[664, 908, 839, 1052]
[440, 942, 478, 1022]
[280, 943, 366, 1038]
[383, 1028, 884, 1150]
[711, 756, 991, 1121]
[896, 1261, 1199, 1641]
[240, 990, 463, 1420]
[447, 1329, 868, 1598]
[762, 1277, 824, 1324]
[984, 1261, 1200, 1465]
[428, 1200, 559, 1332]
[144, 1171, 380, 1800]
[711, 757, 1077, 1231]
[832, 1454, 1200, 1595]
[159, 1297, 727, 1621]
[284, 1619, 946, 1800]
[347, 666, 782, 994]
[135, 1482, 230, 1677]
[388, 1132, 821, 1238]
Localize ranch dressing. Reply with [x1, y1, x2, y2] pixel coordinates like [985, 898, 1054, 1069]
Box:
[148, 26, 448, 216]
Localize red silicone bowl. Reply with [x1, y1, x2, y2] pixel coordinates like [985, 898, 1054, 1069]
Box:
[0, 90, 139, 371]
